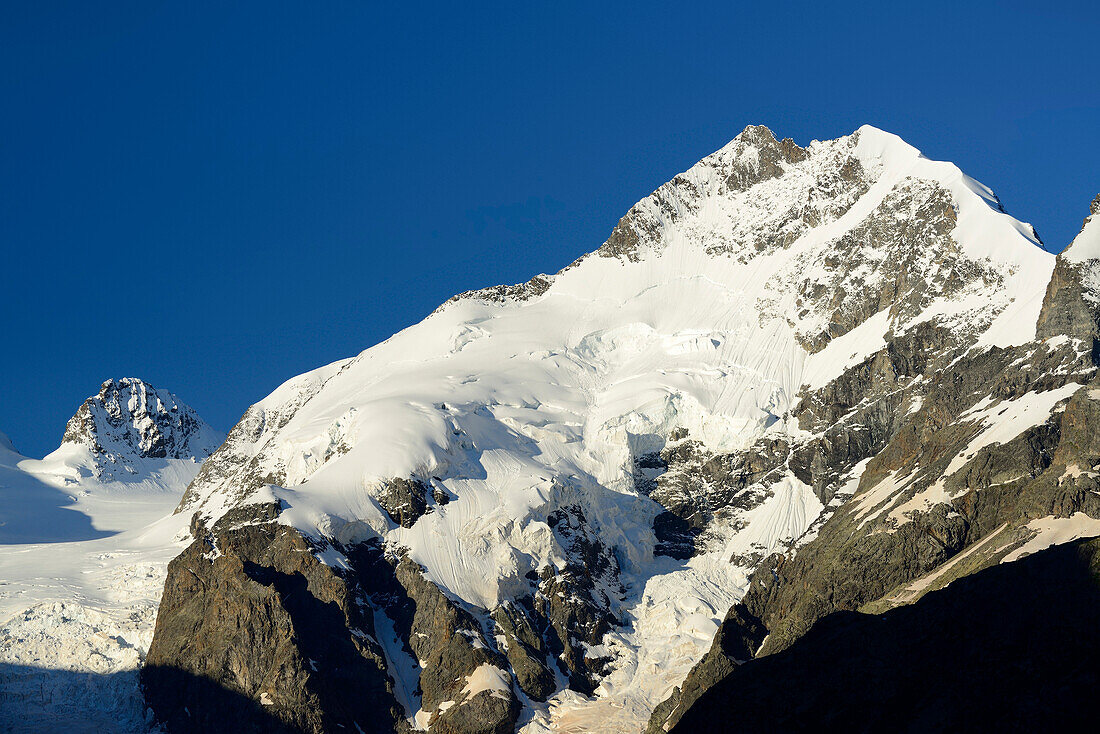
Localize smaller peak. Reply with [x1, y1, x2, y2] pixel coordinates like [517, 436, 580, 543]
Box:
[1061, 194, 1100, 263]
[734, 124, 779, 146]
[59, 378, 223, 471]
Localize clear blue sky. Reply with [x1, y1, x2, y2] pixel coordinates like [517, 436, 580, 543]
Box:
[1, 1, 1097, 458]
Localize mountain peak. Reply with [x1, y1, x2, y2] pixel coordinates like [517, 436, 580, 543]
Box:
[59, 378, 223, 471]
[1059, 193, 1100, 263]
[732, 123, 779, 145]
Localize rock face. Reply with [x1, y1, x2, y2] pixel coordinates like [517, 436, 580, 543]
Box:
[667, 537, 1100, 733]
[1037, 194, 1100, 347]
[143, 503, 403, 734]
[647, 199, 1100, 733]
[61, 377, 223, 474]
[145, 504, 521, 734]
[147, 128, 1100, 732]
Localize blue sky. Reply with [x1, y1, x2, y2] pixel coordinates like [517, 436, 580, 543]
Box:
[1, 1, 1097, 458]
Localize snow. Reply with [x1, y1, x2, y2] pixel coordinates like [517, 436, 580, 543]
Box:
[942, 383, 1081, 478]
[457, 663, 512, 702]
[852, 470, 913, 529]
[1002, 513, 1100, 563]
[371, 607, 425, 728]
[1059, 207, 1100, 264]
[516, 473, 822, 733]
[800, 308, 891, 392]
[0, 500, 191, 733]
[0, 382, 219, 732]
[159, 123, 1062, 732]
[0, 603, 156, 732]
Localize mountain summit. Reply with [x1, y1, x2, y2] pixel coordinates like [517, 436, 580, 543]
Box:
[61, 378, 222, 468]
[143, 127, 1100, 734]
[0, 378, 224, 543]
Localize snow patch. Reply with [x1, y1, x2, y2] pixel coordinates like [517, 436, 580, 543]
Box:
[1002, 513, 1100, 563]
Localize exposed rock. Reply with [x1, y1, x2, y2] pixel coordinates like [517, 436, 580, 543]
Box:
[147, 505, 522, 734]
[389, 558, 519, 733]
[641, 436, 791, 558]
[1036, 200, 1100, 350]
[61, 378, 222, 472]
[447, 274, 555, 309]
[763, 179, 994, 353]
[490, 600, 557, 701]
[376, 477, 432, 528]
[143, 503, 402, 734]
[531, 504, 623, 694]
[597, 124, 871, 264]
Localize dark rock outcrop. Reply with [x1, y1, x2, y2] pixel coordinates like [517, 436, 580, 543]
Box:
[530, 504, 622, 694]
[146, 504, 523, 734]
[143, 503, 402, 734]
[388, 555, 519, 734]
[1036, 257, 1099, 344]
[642, 436, 791, 559]
[376, 477, 433, 528]
[490, 600, 557, 701]
[665, 538, 1100, 733]
[1036, 195, 1100, 346]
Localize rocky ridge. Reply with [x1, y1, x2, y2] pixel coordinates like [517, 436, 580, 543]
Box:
[647, 196, 1100, 732]
[60, 377, 223, 477]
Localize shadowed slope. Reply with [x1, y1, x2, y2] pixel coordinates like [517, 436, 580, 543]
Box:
[669, 537, 1100, 733]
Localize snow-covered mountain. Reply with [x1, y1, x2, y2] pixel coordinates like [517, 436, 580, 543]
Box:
[0, 379, 223, 732]
[57, 377, 224, 477]
[2, 378, 223, 542]
[143, 125, 1100, 734]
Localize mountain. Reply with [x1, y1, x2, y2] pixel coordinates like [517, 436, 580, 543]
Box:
[1, 377, 223, 542]
[56, 377, 224, 477]
[0, 379, 223, 732]
[140, 126, 1100, 734]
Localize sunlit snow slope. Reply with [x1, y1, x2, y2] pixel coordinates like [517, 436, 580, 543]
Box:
[178, 125, 1053, 731]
